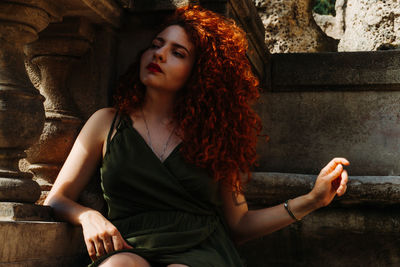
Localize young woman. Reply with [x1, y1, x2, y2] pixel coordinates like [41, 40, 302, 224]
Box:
[44, 5, 349, 267]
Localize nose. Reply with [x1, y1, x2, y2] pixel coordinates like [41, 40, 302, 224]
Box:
[153, 46, 166, 62]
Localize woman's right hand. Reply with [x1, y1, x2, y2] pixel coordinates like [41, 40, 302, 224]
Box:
[308, 157, 350, 209]
[79, 210, 133, 261]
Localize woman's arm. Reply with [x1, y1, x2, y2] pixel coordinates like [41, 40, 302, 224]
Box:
[44, 108, 132, 260]
[220, 158, 349, 244]
[44, 108, 114, 222]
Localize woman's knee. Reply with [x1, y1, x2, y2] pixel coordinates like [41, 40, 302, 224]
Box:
[98, 252, 151, 267]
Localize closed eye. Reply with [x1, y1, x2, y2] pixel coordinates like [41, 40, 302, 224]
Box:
[150, 43, 160, 49]
[173, 51, 185, 58]
[154, 37, 191, 57]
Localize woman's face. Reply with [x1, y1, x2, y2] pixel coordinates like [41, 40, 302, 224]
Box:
[140, 25, 196, 93]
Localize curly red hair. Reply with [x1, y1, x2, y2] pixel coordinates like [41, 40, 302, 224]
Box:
[114, 5, 261, 192]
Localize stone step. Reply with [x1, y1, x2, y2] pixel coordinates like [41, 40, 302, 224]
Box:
[0, 221, 87, 267]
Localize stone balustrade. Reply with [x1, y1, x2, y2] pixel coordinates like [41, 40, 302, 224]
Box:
[0, 0, 61, 221]
[0, 0, 123, 265]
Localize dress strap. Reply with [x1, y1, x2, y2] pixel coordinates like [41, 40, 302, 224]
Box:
[106, 110, 121, 153]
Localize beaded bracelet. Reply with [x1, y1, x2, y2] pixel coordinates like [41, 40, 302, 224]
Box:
[284, 199, 300, 222]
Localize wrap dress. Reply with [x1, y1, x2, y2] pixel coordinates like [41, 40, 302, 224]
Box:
[88, 113, 244, 267]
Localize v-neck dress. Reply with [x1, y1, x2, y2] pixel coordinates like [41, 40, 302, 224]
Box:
[87, 113, 244, 267]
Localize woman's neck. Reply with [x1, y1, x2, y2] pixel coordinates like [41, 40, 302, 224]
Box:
[141, 88, 176, 124]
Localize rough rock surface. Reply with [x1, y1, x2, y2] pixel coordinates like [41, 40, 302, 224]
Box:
[256, 0, 400, 52]
[313, 0, 345, 41]
[253, 0, 337, 53]
[338, 0, 400, 51]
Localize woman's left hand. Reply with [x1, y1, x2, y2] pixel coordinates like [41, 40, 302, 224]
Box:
[308, 157, 350, 209]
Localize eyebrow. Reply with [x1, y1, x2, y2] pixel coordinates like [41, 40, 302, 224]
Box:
[154, 37, 191, 55]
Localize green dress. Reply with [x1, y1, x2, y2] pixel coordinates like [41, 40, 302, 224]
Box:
[88, 113, 244, 267]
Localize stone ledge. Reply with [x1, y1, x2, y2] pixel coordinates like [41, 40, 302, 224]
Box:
[246, 172, 400, 207]
[0, 203, 52, 221]
[0, 221, 87, 266]
[271, 51, 400, 92]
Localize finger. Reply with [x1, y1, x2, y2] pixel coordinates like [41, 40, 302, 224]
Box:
[122, 238, 133, 249]
[85, 240, 97, 261]
[337, 184, 347, 196]
[333, 157, 350, 166]
[341, 169, 349, 185]
[102, 235, 114, 254]
[112, 234, 124, 251]
[337, 170, 349, 196]
[93, 237, 106, 258]
[333, 167, 348, 188]
[326, 164, 343, 181]
[320, 158, 350, 176]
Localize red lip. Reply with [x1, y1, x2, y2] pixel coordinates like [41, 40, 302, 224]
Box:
[146, 62, 163, 73]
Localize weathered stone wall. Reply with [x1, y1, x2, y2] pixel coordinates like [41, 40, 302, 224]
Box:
[241, 51, 400, 266]
[257, 89, 400, 175]
[258, 51, 400, 175]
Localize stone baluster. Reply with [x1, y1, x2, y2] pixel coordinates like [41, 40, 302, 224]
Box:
[24, 18, 93, 204]
[0, 0, 60, 220]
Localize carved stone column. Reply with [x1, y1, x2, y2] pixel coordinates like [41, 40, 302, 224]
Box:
[0, 0, 60, 220]
[25, 18, 93, 204]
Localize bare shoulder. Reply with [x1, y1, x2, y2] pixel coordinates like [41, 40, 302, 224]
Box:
[90, 107, 117, 123]
[84, 108, 118, 139]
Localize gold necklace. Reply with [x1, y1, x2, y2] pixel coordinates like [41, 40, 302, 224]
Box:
[141, 108, 176, 161]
